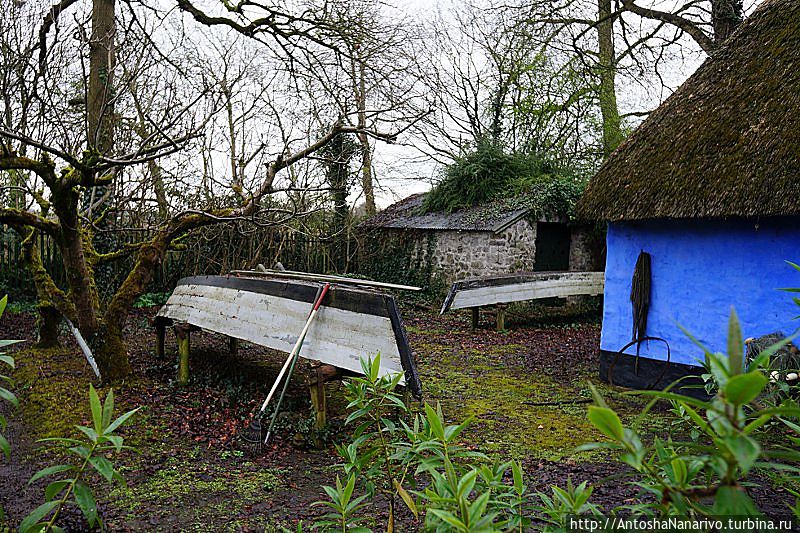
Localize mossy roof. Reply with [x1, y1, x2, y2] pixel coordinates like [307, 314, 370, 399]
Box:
[578, 0, 800, 222]
[359, 193, 536, 234]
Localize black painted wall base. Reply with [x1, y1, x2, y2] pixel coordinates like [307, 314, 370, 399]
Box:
[599, 350, 711, 400]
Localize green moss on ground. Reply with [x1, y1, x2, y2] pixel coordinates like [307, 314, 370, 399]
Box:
[12, 347, 97, 441]
[110, 455, 285, 529]
[416, 338, 673, 461]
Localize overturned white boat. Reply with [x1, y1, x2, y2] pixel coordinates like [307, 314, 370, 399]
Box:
[155, 272, 422, 398]
[441, 271, 605, 313]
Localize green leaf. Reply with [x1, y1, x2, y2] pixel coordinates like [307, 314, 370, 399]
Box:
[428, 509, 466, 530]
[19, 500, 59, 533]
[89, 385, 102, 434]
[0, 295, 6, 318]
[0, 355, 15, 368]
[76, 425, 98, 443]
[713, 485, 760, 516]
[29, 465, 74, 485]
[105, 407, 139, 435]
[45, 480, 72, 501]
[105, 435, 124, 452]
[456, 469, 478, 500]
[425, 403, 445, 441]
[750, 332, 799, 370]
[670, 458, 688, 485]
[587, 406, 624, 441]
[89, 456, 115, 482]
[102, 388, 114, 430]
[0, 340, 22, 349]
[0, 434, 9, 461]
[0, 386, 18, 407]
[73, 480, 98, 527]
[512, 460, 525, 494]
[724, 372, 767, 405]
[587, 381, 609, 409]
[468, 491, 491, 523]
[727, 308, 743, 375]
[370, 353, 381, 382]
[723, 435, 761, 475]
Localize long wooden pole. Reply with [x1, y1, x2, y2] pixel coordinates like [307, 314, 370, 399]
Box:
[231, 269, 421, 292]
[256, 283, 330, 415]
[64, 317, 101, 380]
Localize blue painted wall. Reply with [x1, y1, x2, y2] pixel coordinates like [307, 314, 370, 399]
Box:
[601, 217, 800, 366]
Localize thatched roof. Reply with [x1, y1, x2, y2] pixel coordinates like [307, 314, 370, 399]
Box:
[360, 193, 535, 233]
[578, 0, 800, 222]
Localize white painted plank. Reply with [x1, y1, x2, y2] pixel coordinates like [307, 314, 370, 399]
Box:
[449, 273, 604, 310]
[159, 284, 405, 382]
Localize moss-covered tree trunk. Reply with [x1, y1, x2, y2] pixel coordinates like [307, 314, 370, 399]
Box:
[52, 185, 101, 335]
[597, 0, 623, 158]
[20, 228, 62, 348]
[353, 57, 376, 217]
[95, 241, 167, 380]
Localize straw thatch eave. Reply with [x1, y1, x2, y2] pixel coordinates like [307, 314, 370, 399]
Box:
[578, 0, 800, 222]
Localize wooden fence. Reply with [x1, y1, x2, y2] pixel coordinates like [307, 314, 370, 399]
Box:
[0, 226, 362, 302]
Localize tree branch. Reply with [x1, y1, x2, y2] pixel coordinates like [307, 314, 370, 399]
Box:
[0, 208, 60, 236]
[620, 0, 716, 53]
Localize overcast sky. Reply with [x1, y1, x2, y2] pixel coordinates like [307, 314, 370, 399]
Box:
[364, 0, 710, 209]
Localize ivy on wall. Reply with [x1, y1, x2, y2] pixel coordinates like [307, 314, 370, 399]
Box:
[360, 230, 446, 301]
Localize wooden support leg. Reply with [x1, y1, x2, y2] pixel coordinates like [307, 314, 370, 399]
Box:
[175, 325, 191, 386]
[155, 323, 166, 358]
[229, 336, 239, 356]
[309, 380, 327, 448]
[307, 363, 341, 448]
[496, 304, 506, 332]
[471, 307, 480, 330]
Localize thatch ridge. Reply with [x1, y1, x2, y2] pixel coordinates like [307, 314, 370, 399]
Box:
[578, 0, 800, 221]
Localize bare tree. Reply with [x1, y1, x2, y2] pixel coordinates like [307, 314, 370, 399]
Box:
[516, 0, 754, 158]
[0, 0, 412, 379]
[416, 2, 603, 168]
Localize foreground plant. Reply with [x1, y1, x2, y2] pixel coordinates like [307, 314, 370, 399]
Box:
[20, 385, 138, 532]
[1, 295, 22, 525]
[0, 295, 22, 462]
[315, 354, 533, 532]
[580, 308, 800, 518]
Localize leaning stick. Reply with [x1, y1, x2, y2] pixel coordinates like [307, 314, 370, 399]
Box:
[256, 283, 330, 415]
[63, 316, 101, 380]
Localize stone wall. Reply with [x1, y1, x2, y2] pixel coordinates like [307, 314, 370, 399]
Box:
[568, 226, 595, 271]
[403, 219, 538, 284]
[368, 220, 602, 288]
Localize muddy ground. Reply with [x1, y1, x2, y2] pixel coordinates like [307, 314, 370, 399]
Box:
[0, 300, 796, 531]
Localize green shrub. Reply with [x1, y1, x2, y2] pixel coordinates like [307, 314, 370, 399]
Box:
[316, 308, 800, 530]
[577, 309, 800, 519]
[421, 140, 583, 216]
[20, 385, 138, 532]
[313, 354, 558, 531]
[0, 295, 22, 526]
[133, 292, 171, 308]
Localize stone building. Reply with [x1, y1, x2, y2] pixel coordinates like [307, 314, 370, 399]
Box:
[361, 193, 597, 285]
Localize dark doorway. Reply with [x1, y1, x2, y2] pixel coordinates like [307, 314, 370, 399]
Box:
[534, 222, 570, 271]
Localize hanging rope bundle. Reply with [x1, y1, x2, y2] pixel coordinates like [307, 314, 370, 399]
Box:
[630, 251, 652, 342]
[608, 251, 671, 389]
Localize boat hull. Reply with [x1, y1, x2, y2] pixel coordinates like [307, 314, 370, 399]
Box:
[157, 275, 421, 397]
